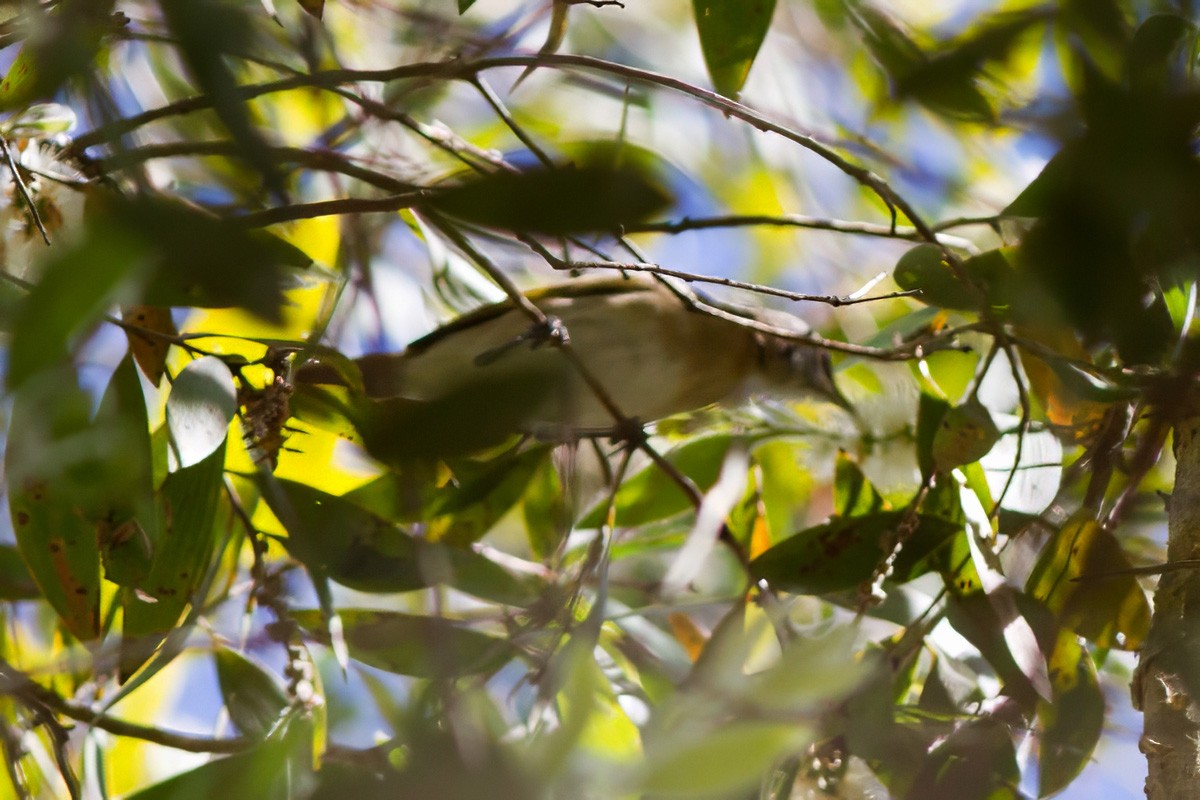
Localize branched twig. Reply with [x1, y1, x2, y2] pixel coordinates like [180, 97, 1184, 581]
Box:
[533, 250, 919, 307]
[233, 191, 427, 228]
[625, 214, 978, 252]
[0, 659, 251, 755]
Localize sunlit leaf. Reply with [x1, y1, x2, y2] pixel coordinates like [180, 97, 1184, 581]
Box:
[1027, 512, 1150, 650]
[121, 305, 177, 386]
[167, 356, 237, 470]
[692, 0, 777, 98]
[931, 398, 1000, 473]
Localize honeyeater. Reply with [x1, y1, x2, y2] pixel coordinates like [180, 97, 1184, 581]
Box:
[293, 275, 849, 461]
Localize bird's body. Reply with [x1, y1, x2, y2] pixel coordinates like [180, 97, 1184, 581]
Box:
[295, 276, 843, 460]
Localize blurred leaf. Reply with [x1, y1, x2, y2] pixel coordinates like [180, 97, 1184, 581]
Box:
[1128, 14, 1195, 92]
[293, 609, 514, 677]
[7, 222, 148, 391]
[523, 456, 571, 560]
[0, 545, 38, 599]
[122, 442, 227, 681]
[428, 150, 672, 234]
[122, 305, 177, 385]
[931, 398, 1001, 473]
[896, 9, 1050, 121]
[580, 434, 735, 527]
[457, 0, 478, 12]
[97, 193, 313, 322]
[0, 0, 119, 112]
[905, 718, 1019, 799]
[1, 102, 78, 137]
[215, 647, 290, 739]
[641, 720, 809, 797]
[692, 0, 777, 98]
[157, 0, 286, 196]
[126, 718, 311, 800]
[167, 356, 237, 470]
[1027, 511, 1150, 650]
[750, 510, 961, 594]
[945, 590, 1051, 708]
[5, 368, 112, 640]
[296, 0, 324, 19]
[97, 356, 158, 588]
[1037, 628, 1104, 797]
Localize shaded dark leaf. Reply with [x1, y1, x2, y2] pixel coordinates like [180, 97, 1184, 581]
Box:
[214, 647, 290, 739]
[1037, 628, 1104, 797]
[293, 608, 515, 677]
[904, 718, 1019, 800]
[692, 0, 777, 99]
[428, 151, 672, 234]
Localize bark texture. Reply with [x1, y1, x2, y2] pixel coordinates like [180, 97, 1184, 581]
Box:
[1136, 414, 1200, 798]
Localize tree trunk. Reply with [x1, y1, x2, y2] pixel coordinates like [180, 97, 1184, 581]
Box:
[1136, 414, 1200, 798]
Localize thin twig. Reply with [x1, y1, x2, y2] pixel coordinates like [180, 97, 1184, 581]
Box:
[0, 137, 50, 246]
[233, 191, 426, 228]
[536, 252, 919, 307]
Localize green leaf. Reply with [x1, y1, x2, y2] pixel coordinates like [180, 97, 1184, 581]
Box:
[834, 450, 884, 517]
[916, 392, 951, 479]
[580, 434, 735, 527]
[0, 0, 118, 113]
[1026, 512, 1150, 650]
[1037, 628, 1104, 797]
[457, 0, 478, 12]
[122, 442, 227, 680]
[265, 477, 535, 604]
[214, 647, 290, 739]
[126, 719, 310, 800]
[5, 368, 108, 640]
[931, 398, 1001, 473]
[523, 456, 571, 560]
[293, 609, 515, 677]
[426, 447, 552, 545]
[97, 356, 158, 588]
[427, 146, 672, 234]
[101, 194, 314, 321]
[692, 0, 777, 99]
[750, 510, 961, 594]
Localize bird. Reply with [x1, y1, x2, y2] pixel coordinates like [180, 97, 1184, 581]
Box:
[292, 275, 850, 462]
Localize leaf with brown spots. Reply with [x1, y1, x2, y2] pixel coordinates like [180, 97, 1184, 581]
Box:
[122, 305, 176, 386]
